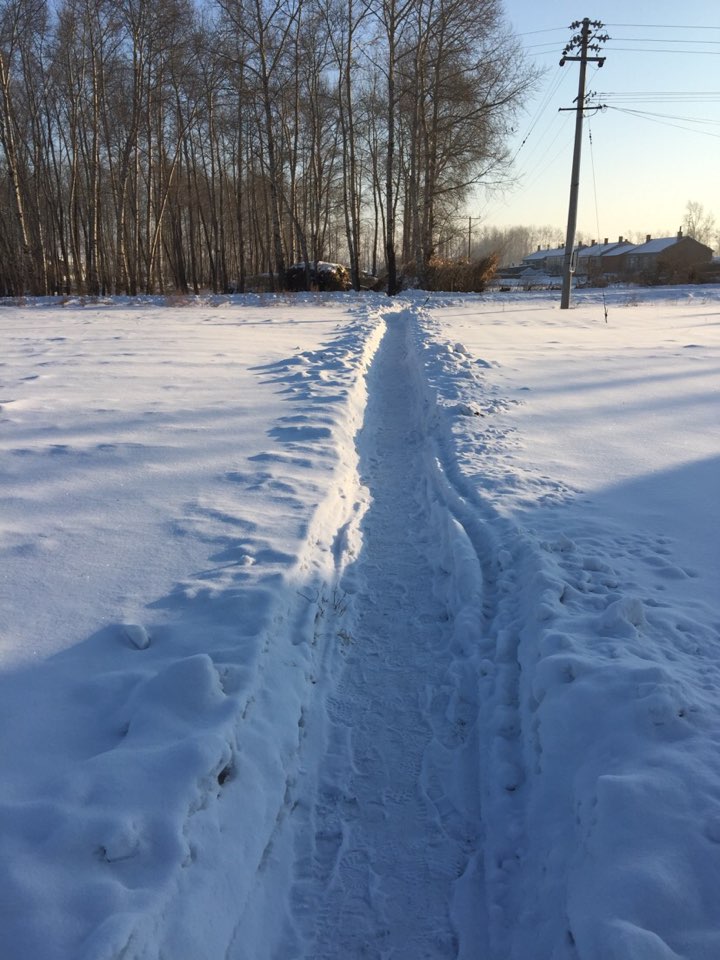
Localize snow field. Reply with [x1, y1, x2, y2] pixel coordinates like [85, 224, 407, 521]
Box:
[416, 290, 720, 959]
[0, 295, 386, 959]
[2, 289, 720, 959]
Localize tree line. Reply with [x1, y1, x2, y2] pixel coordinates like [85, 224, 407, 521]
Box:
[0, 0, 534, 296]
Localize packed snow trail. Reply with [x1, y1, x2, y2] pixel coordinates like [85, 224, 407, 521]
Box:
[276, 311, 488, 959]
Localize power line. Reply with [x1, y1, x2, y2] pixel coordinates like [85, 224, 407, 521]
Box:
[518, 27, 569, 36]
[600, 106, 720, 124]
[606, 105, 720, 139]
[517, 60, 603, 160]
[598, 91, 720, 100]
[524, 41, 570, 52]
[602, 98, 720, 105]
[490, 61, 603, 229]
[611, 37, 720, 44]
[511, 66, 602, 179]
[521, 22, 720, 34]
[605, 22, 720, 30]
[517, 36, 720, 55]
[605, 46, 720, 55]
[474, 117, 573, 231]
[509, 69, 569, 163]
[517, 128, 574, 195]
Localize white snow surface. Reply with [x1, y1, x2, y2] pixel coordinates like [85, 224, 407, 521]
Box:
[1, 288, 719, 959]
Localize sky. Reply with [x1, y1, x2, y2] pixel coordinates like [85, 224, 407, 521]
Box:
[475, 1, 720, 244]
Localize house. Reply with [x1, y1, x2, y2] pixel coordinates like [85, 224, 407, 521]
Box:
[620, 230, 713, 281]
[521, 244, 569, 276]
[575, 237, 635, 278]
[591, 236, 635, 280]
[521, 230, 713, 285]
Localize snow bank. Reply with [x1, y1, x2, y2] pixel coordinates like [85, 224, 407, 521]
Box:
[413, 290, 720, 959]
[0, 295, 384, 959]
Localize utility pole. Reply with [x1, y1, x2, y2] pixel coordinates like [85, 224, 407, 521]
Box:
[559, 18, 608, 309]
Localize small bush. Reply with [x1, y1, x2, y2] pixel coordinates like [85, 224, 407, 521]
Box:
[286, 261, 351, 292]
[422, 255, 498, 292]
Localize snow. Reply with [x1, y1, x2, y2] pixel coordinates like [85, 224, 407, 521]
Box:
[576, 240, 626, 259]
[627, 236, 687, 255]
[1, 288, 719, 959]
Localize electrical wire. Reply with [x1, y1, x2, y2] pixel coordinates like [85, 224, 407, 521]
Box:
[518, 22, 720, 34]
[610, 37, 720, 45]
[508, 69, 568, 165]
[523, 42, 571, 53]
[474, 120, 572, 232]
[517, 27, 570, 36]
[488, 63, 602, 225]
[606, 107, 720, 125]
[598, 92, 720, 103]
[605, 46, 720, 55]
[511, 127, 574, 202]
[516, 110, 566, 169]
[606, 105, 720, 139]
[605, 22, 720, 30]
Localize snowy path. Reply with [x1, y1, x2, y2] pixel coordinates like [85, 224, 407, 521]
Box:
[277, 312, 488, 959]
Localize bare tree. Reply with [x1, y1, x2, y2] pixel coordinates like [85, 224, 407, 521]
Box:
[401, 0, 537, 284]
[217, 0, 302, 288]
[684, 200, 716, 250]
[0, 0, 537, 295]
[319, 0, 368, 288]
[0, 0, 47, 293]
[373, 0, 415, 294]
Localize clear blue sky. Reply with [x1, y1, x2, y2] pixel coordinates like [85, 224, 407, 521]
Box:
[476, 1, 720, 243]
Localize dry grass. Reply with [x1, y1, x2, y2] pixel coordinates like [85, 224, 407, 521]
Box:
[421, 254, 498, 293]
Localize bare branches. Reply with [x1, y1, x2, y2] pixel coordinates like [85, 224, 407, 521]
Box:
[0, 0, 535, 296]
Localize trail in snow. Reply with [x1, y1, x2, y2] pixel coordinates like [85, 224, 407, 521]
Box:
[279, 312, 488, 959]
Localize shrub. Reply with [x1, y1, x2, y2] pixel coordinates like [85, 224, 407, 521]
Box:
[422, 254, 498, 292]
[285, 261, 351, 291]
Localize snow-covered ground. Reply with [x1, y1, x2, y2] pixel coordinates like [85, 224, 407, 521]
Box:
[1, 288, 719, 959]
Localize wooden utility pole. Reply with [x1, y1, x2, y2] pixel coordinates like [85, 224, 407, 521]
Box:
[559, 18, 608, 309]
